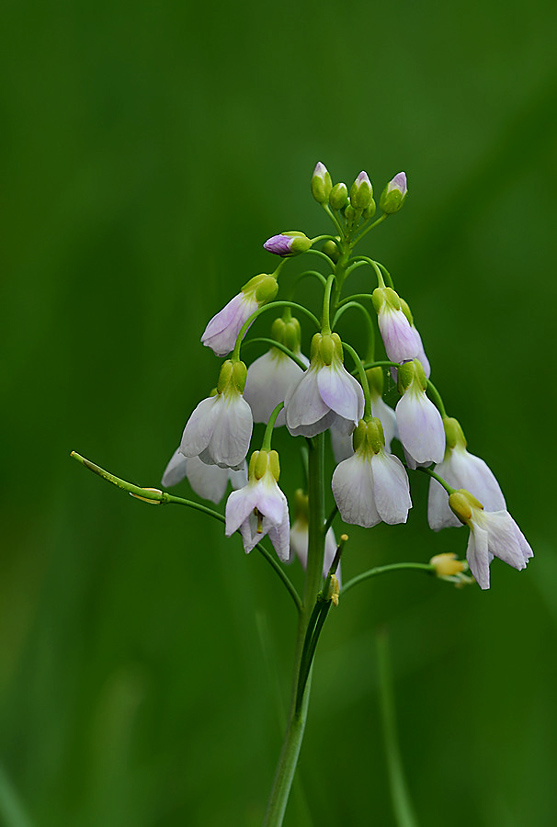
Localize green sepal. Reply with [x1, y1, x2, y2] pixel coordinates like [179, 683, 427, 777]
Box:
[379, 185, 407, 215]
[329, 182, 348, 210]
[311, 166, 333, 204]
[322, 239, 340, 262]
[363, 199, 376, 220]
[443, 417, 467, 451]
[365, 366, 384, 398]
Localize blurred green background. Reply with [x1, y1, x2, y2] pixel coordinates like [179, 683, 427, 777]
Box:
[2, 0, 557, 824]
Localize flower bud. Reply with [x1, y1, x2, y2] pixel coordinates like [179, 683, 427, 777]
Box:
[322, 239, 340, 262]
[448, 489, 484, 524]
[379, 172, 407, 214]
[350, 171, 373, 209]
[311, 162, 333, 204]
[329, 182, 349, 210]
[263, 231, 312, 256]
[430, 553, 467, 579]
[363, 200, 376, 220]
[344, 204, 356, 223]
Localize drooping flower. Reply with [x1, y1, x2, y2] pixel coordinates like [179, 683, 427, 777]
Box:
[201, 273, 278, 357]
[395, 359, 445, 468]
[379, 171, 407, 214]
[180, 360, 253, 469]
[244, 315, 309, 427]
[285, 332, 364, 438]
[161, 449, 247, 504]
[332, 418, 412, 528]
[428, 418, 506, 530]
[263, 232, 312, 257]
[290, 490, 341, 586]
[449, 489, 533, 590]
[372, 287, 420, 365]
[225, 449, 290, 562]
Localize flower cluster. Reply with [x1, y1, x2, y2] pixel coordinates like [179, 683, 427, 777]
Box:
[161, 161, 532, 592]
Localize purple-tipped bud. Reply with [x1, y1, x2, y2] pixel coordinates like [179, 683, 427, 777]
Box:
[350, 170, 373, 209]
[263, 231, 312, 257]
[311, 162, 332, 204]
[380, 172, 408, 214]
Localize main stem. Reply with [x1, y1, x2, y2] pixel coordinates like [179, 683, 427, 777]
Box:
[263, 434, 326, 826]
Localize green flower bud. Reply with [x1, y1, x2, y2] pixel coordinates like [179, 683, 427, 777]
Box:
[322, 239, 340, 263]
[311, 162, 333, 204]
[365, 366, 384, 398]
[363, 199, 376, 220]
[264, 232, 312, 256]
[350, 171, 373, 209]
[232, 360, 248, 392]
[379, 172, 407, 215]
[329, 182, 349, 210]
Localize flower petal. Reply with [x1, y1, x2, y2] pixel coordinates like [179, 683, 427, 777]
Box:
[180, 396, 221, 458]
[467, 524, 491, 589]
[317, 362, 364, 424]
[244, 349, 305, 426]
[225, 484, 260, 536]
[370, 395, 397, 453]
[201, 293, 258, 357]
[161, 448, 189, 487]
[396, 387, 445, 466]
[378, 306, 419, 364]
[285, 365, 332, 436]
[332, 452, 381, 528]
[372, 452, 412, 525]
[185, 454, 229, 504]
[207, 394, 253, 468]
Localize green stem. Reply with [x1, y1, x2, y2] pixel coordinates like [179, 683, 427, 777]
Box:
[303, 248, 336, 270]
[292, 270, 328, 288]
[322, 203, 345, 238]
[70, 452, 302, 611]
[426, 379, 447, 417]
[376, 627, 419, 827]
[321, 274, 336, 333]
[352, 212, 388, 245]
[417, 466, 455, 496]
[232, 301, 320, 361]
[261, 403, 285, 451]
[263, 433, 326, 825]
[323, 505, 338, 535]
[332, 301, 375, 364]
[341, 562, 435, 596]
[342, 341, 372, 419]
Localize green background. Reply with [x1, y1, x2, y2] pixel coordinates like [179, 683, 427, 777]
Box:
[2, 1, 557, 824]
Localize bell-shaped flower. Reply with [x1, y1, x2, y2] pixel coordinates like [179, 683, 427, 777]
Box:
[449, 489, 533, 590]
[332, 418, 412, 528]
[161, 449, 247, 504]
[201, 273, 278, 357]
[225, 449, 290, 562]
[290, 490, 341, 586]
[263, 231, 312, 257]
[395, 359, 445, 468]
[379, 171, 407, 214]
[428, 418, 506, 530]
[372, 287, 420, 365]
[180, 360, 253, 469]
[244, 314, 309, 427]
[285, 332, 364, 438]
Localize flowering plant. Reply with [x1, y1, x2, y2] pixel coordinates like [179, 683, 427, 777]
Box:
[72, 161, 532, 825]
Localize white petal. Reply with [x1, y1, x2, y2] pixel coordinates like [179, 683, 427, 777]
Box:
[479, 511, 528, 571]
[290, 522, 309, 568]
[370, 395, 398, 453]
[323, 528, 341, 587]
[225, 484, 260, 536]
[378, 306, 420, 363]
[330, 425, 354, 463]
[332, 452, 381, 528]
[228, 462, 248, 490]
[161, 448, 189, 487]
[467, 525, 491, 589]
[285, 365, 332, 436]
[244, 349, 304, 426]
[413, 328, 431, 379]
[207, 394, 253, 468]
[201, 293, 258, 357]
[427, 471, 459, 530]
[450, 448, 506, 511]
[254, 473, 288, 526]
[185, 455, 229, 504]
[396, 387, 445, 465]
[317, 362, 364, 424]
[267, 497, 291, 562]
[371, 452, 412, 525]
[180, 396, 220, 458]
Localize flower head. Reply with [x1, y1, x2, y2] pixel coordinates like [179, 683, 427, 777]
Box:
[332, 418, 412, 528]
[285, 332, 364, 438]
[263, 232, 312, 257]
[372, 287, 420, 365]
[180, 360, 253, 469]
[225, 449, 290, 562]
[201, 273, 278, 357]
[449, 489, 533, 589]
[161, 449, 247, 504]
[243, 315, 309, 427]
[428, 418, 506, 530]
[395, 359, 445, 468]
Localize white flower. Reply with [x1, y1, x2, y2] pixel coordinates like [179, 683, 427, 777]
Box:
[244, 348, 308, 427]
[449, 489, 533, 590]
[180, 360, 253, 469]
[290, 490, 341, 585]
[370, 393, 397, 452]
[372, 287, 420, 364]
[201, 274, 278, 357]
[225, 450, 290, 562]
[332, 419, 412, 528]
[161, 449, 247, 504]
[285, 332, 364, 438]
[395, 360, 444, 468]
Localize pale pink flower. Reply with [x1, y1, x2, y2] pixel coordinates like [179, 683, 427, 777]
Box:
[244, 347, 308, 427]
[161, 449, 247, 504]
[395, 360, 444, 468]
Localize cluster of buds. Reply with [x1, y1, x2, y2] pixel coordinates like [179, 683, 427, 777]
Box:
[162, 161, 532, 591]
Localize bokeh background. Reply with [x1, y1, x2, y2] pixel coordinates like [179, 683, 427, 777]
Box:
[2, 1, 557, 824]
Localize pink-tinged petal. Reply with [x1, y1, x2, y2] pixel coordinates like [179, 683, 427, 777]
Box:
[207, 394, 253, 468]
[254, 474, 287, 526]
[396, 388, 445, 466]
[510, 519, 534, 561]
[239, 513, 260, 554]
[372, 452, 412, 525]
[378, 306, 419, 364]
[467, 525, 491, 589]
[332, 453, 381, 528]
[285, 365, 331, 435]
[317, 363, 364, 423]
[225, 484, 260, 536]
[267, 498, 291, 562]
[201, 293, 258, 357]
[479, 511, 528, 571]
[330, 425, 354, 463]
[288, 409, 337, 438]
[413, 329, 431, 379]
[450, 448, 506, 512]
[370, 395, 398, 453]
[185, 454, 229, 504]
[161, 448, 188, 487]
[180, 396, 221, 458]
[244, 349, 305, 426]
